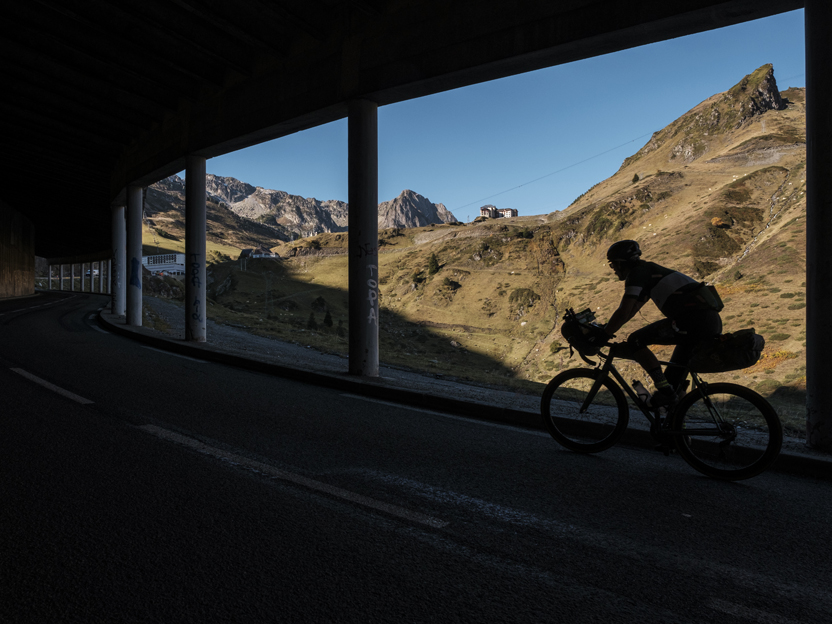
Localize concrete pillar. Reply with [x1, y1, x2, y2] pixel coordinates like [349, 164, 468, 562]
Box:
[70, 263, 75, 292]
[112, 206, 126, 316]
[60, 264, 65, 291]
[126, 186, 143, 326]
[805, 0, 832, 451]
[81, 262, 87, 293]
[185, 155, 207, 342]
[347, 99, 379, 377]
[107, 259, 112, 294]
[98, 261, 104, 293]
[48, 265, 52, 291]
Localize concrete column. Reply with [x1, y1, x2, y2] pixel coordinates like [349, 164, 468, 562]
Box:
[81, 262, 87, 293]
[98, 261, 104, 293]
[126, 186, 143, 326]
[70, 263, 76, 292]
[112, 206, 126, 316]
[60, 264, 65, 291]
[185, 155, 207, 342]
[48, 265, 53, 291]
[107, 259, 112, 294]
[348, 99, 379, 377]
[805, 0, 832, 451]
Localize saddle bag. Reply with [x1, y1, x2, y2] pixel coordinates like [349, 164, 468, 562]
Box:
[688, 328, 765, 373]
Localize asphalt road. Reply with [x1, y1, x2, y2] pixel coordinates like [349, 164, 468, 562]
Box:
[2, 291, 831, 623]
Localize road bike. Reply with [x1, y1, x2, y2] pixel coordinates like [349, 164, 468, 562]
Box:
[541, 309, 783, 480]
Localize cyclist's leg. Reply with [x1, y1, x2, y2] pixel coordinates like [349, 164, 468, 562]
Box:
[627, 320, 679, 402]
[666, 311, 723, 389]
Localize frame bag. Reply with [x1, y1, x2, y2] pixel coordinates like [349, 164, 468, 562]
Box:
[688, 328, 765, 373]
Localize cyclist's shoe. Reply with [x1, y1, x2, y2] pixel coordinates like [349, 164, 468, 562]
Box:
[650, 387, 678, 409]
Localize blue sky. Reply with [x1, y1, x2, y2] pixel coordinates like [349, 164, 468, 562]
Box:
[205, 9, 805, 222]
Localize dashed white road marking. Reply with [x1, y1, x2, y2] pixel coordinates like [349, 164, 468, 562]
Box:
[138, 424, 449, 529]
[141, 346, 206, 363]
[341, 394, 548, 437]
[10, 368, 95, 405]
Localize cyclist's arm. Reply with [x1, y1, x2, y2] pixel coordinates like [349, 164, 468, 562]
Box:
[605, 296, 645, 336]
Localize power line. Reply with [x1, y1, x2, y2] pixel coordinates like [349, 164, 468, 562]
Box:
[455, 131, 656, 212]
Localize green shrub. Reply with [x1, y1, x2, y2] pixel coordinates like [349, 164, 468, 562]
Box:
[755, 379, 781, 395]
[428, 252, 439, 275]
[508, 288, 541, 308]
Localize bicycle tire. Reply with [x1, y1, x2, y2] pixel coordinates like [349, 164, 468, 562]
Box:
[541, 368, 629, 453]
[671, 382, 782, 480]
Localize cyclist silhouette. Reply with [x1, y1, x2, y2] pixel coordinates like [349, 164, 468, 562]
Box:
[601, 240, 723, 406]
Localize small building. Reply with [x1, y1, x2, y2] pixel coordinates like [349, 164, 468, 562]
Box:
[142, 253, 185, 275]
[479, 205, 518, 219]
[252, 248, 278, 259]
[241, 247, 279, 259]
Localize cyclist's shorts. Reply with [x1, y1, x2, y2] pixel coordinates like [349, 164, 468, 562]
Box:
[627, 310, 722, 350]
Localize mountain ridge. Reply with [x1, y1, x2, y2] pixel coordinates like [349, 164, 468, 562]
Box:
[147, 174, 458, 244]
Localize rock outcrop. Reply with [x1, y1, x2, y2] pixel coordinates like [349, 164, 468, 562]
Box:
[378, 189, 457, 229]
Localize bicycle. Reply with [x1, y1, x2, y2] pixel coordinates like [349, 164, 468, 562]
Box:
[541, 309, 783, 480]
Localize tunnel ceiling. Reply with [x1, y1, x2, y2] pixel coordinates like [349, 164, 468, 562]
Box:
[0, 0, 801, 258]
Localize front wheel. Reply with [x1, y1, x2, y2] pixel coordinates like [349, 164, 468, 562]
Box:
[671, 383, 782, 480]
[541, 368, 629, 453]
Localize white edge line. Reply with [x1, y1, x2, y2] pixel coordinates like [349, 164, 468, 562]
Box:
[10, 368, 95, 405]
[141, 346, 206, 363]
[138, 424, 449, 529]
[341, 393, 549, 437]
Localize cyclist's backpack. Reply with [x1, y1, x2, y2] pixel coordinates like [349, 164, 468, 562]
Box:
[688, 328, 765, 373]
[679, 282, 724, 313]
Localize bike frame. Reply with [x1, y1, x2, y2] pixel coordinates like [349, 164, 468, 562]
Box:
[578, 343, 732, 440]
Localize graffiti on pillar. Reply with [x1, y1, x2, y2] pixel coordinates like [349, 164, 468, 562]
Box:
[191, 298, 203, 323]
[190, 254, 203, 323]
[190, 254, 201, 288]
[130, 257, 141, 288]
[111, 251, 120, 296]
[355, 241, 378, 259]
[366, 264, 378, 325]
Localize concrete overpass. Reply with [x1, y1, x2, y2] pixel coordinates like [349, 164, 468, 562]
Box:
[2, 1, 830, 448]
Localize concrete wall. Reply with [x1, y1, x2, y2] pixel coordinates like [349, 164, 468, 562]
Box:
[0, 199, 35, 299]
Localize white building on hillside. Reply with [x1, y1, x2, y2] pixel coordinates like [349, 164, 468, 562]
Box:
[479, 205, 519, 219]
[143, 253, 186, 275]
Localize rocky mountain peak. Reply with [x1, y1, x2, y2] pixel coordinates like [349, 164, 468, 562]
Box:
[378, 190, 458, 229]
[621, 64, 787, 168]
[726, 63, 784, 115]
[206, 174, 257, 205]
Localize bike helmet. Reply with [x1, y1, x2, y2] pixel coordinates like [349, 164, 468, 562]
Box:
[606, 240, 642, 263]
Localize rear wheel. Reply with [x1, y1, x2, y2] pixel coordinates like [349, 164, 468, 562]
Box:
[541, 368, 629, 453]
[671, 383, 782, 480]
